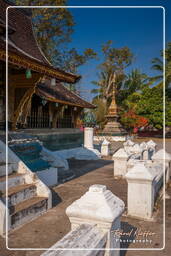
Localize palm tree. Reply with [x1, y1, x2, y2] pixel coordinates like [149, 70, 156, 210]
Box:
[91, 70, 125, 104]
[122, 69, 149, 94]
[151, 42, 171, 88]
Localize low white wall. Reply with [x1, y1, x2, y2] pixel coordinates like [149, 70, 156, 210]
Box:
[94, 136, 126, 142]
[41, 224, 107, 256]
[52, 147, 101, 161]
[40, 147, 69, 170]
[36, 167, 58, 187]
[152, 149, 171, 184]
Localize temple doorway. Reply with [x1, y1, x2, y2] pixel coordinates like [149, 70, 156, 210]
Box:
[27, 94, 50, 128]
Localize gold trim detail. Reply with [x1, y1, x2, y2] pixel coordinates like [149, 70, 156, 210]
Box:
[0, 49, 79, 83]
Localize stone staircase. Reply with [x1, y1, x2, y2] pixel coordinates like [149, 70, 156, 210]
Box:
[9, 141, 51, 173]
[0, 140, 52, 235]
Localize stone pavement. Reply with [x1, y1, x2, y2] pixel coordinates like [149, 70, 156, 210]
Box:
[0, 138, 170, 256]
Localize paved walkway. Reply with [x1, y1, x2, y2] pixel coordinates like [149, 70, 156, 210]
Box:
[0, 138, 171, 256]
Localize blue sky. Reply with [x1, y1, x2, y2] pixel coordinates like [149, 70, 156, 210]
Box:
[67, 0, 170, 101]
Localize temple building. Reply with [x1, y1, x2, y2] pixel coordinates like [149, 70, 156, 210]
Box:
[0, 0, 94, 131]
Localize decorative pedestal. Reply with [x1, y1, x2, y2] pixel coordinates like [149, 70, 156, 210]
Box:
[125, 163, 155, 220]
[101, 139, 110, 156]
[113, 148, 130, 177]
[66, 184, 125, 256]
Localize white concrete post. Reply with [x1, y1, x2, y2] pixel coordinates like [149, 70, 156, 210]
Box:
[113, 148, 130, 177]
[125, 163, 155, 220]
[140, 142, 149, 160]
[142, 150, 149, 160]
[84, 127, 94, 149]
[101, 139, 110, 156]
[66, 184, 125, 256]
[147, 140, 157, 151]
[147, 140, 157, 159]
[123, 140, 135, 155]
[152, 149, 171, 183]
[129, 144, 143, 159]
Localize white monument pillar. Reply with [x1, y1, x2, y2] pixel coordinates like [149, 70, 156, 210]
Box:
[147, 140, 157, 159]
[123, 139, 135, 155]
[66, 184, 125, 256]
[101, 139, 110, 156]
[129, 143, 143, 159]
[125, 163, 155, 220]
[84, 127, 94, 149]
[140, 142, 149, 160]
[113, 148, 130, 177]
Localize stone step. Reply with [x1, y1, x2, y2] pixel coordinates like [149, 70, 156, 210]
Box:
[2, 184, 37, 206]
[10, 197, 48, 229]
[0, 172, 25, 191]
[0, 162, 17, 177]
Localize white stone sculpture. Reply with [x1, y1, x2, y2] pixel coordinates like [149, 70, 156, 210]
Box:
[101, 139, 110, 156]
[66, 184, 125, 256]
[113, 148, 130, 177]
[147, 140, 157, 159]
[123, 139, 135, 154]
[41, 185, 125, 256]
[126, 163, 156, 220]
[147, 140, 157, 150]
[140, 142, 149, 160]
[123, 139, 134, 147]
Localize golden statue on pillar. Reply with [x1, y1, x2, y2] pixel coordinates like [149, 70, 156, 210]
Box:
[103, 73, 127, 135]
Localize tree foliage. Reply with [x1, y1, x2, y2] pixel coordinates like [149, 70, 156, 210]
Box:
[91, 41, 133, 104]
[91, 41, 171, 131]
[122, 69, 149, 94]
[151, 42, 171, 88]
[15, 0, 97, 74]
[134, 87, 164, 129]
[53, 48, 97, 73]
[15, 0, 74, 61]
[120, 110, 148, 132]
[92, 98, 107, 129]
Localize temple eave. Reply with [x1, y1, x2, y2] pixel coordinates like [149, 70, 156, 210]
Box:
[0, 49, 80, 83]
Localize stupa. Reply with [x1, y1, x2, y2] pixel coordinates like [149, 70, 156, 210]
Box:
[103, 76, 127, 136]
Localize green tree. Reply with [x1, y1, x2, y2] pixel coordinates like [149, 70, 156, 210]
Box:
[135, 87, 165, 129]
[91, 41, 133, 103]
[15, 0, 97, 75]
[92, 98, 107, 129]
[123, 69, 149, 94]
[151, 42, 171, 88]
[15, 0, 74, 62]
[53, 48, 97, 74]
